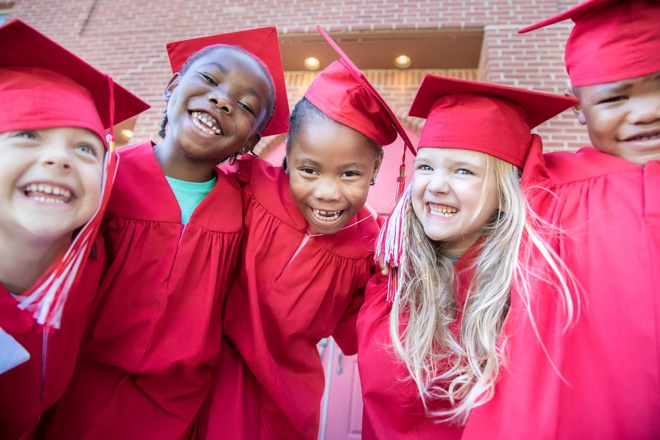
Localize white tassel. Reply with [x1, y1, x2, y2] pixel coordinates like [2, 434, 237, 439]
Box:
[375, 184, 412, 303]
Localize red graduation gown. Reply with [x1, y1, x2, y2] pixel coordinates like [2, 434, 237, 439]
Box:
[197, 155, 380, 439]
[42, 142, 243, 440]
[0, 236, 104, 440]
[464, 145, 660, 439]
[357, 246, 481, 440]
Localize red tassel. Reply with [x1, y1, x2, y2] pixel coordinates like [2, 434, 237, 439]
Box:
[396, 164, 406, 199]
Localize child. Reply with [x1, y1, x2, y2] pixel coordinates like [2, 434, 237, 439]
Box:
[461, 1, 660, 438]
[358, 74, 578, 439]
[41, 28, 289, 439]
[196, 25, 415, 439]
[0, 20, 148, 439]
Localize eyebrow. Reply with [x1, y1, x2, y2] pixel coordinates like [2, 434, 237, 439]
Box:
[451, 160, 482, 168]
[245, 86, 263, 103]
[295, 158, 321, 167]
[596, 82, 633, 95]
[340, 163, 368, 172]
[199, 62, 263, 103]
[198, 61, 228, 75]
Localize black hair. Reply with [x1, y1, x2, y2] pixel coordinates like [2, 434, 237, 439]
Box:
[283, 97, 381, 171]
[159, 44, 276, 140]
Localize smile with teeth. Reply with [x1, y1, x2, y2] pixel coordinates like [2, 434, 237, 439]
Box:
[23, 183, 73, 204]
[191, 111, 222, 135]
[311, 208, 343, 222]
[627, 133, 660, 142]
[428, 203, 458, 217]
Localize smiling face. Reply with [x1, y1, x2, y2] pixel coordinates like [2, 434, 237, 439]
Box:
[411, 148, 500, 257]
[161, 47, 272, 179]
[286, 117, 382, 235]
[0, 127, 104, 246]
[570, 70, 660, 165]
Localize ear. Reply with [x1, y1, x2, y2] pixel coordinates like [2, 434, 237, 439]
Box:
[163, 73, 181, 102]
[565, 88, 587, 125]
[371, 149, 384, 181]
[240, 133, 262, 155]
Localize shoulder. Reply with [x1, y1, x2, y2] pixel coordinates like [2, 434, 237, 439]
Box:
[221, 154, 284, 187]
[116, 140, 155, 160]
[543, 147, 641, 185]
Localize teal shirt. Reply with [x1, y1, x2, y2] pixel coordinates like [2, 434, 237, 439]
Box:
[165, 175, 216, 225]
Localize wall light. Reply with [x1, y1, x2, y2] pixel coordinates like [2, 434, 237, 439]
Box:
[120, 129, 134, 140]
[304, 57, 321, 71]
[394, 55, 412, 69]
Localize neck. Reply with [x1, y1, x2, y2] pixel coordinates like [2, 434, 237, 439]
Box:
[0, 230, 71, 295]
[154, 139, 219, 182]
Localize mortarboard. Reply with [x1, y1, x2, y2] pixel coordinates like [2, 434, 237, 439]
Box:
[518, 0, 660, 87]
[165, 27, 290, 137]
[306, 25, 415, 155]
[0, 19, 149, 329]
[0, 20, 149, 142]
[409, 74, 579, 169]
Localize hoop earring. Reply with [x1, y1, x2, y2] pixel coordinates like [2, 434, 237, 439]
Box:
[228, 153, 238, 166]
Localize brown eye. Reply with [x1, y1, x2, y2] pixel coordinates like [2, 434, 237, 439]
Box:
[200, 72, 217, 86]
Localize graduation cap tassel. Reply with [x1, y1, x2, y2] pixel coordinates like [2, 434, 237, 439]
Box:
[396, 133, 416, 199]
[375, 185, 411, 303]
[18, 75, 120, 329]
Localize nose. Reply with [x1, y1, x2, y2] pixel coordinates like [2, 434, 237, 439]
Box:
[427, 172, 451, 194]
[313, 178, 341, 201]
[209, 90, 233, 115]
[628, 94, 660, 125]
[42, 143, 72, 171]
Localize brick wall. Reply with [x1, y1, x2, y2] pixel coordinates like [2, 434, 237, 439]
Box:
[7, 0, 590, 151]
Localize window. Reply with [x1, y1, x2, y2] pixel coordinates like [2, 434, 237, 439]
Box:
[0, 7, 11, 26]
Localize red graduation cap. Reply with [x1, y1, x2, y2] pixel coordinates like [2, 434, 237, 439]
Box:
[519, 0, 660, 87]
[0, 19, 149, 143]
[166, 27, 290, 137]
[0, 19, 149, 329]
[306, 25, 415, 156]
[409, 74, 578, 169]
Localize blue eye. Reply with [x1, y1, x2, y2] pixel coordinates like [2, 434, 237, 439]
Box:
[13, 130, 38, 140]
[456, 169, 473, 175]
[76, 144, 96, 156]
[416, 164, 432, 171]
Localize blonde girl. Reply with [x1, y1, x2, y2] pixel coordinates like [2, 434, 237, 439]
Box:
[357, 74, 578, 439]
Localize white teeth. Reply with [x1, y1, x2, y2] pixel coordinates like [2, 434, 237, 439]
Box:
[312, 208, 342, 222]
[24, 183, 72, 202]
[428, 204, 458, 217]
[631, 133, 660, 141]
[191, 111, 222, 135]
[32, 196, 65, 204]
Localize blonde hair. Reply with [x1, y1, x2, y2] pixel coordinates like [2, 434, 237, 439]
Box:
[386, 155, 577, 425]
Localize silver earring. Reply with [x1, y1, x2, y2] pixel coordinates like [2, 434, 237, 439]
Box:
[370, 178, 376, 186]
